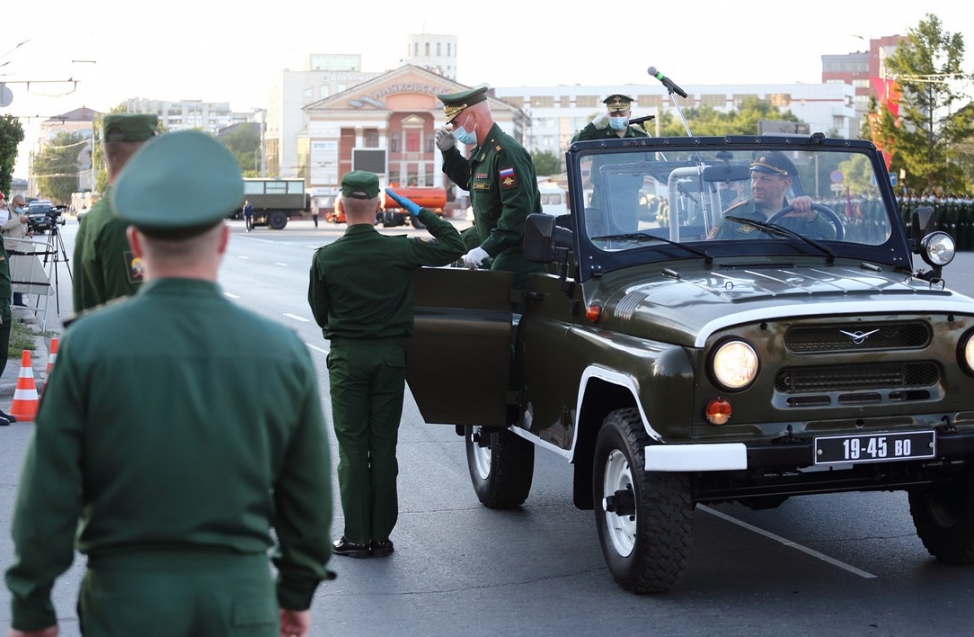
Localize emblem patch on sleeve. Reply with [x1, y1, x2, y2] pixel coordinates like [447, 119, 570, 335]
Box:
[126, 251, 144, 284]
[499, 166, 517, 189]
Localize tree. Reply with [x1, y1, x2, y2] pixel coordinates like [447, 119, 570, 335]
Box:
[0, 114, 25, 197]
[656, 97, 800, 137]
[531, 149, 562, 176]
[884, 13, 974, 195]
[33, 131, 87, 204]
[220, 123, 261, 177]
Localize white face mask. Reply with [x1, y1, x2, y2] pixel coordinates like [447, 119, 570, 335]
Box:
[452, 117, 478, 145]
[609, 116, 628, 131]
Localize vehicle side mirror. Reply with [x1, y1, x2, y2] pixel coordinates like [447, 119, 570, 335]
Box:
[911, 205, 937, 242]
[523, 213, 572, 263]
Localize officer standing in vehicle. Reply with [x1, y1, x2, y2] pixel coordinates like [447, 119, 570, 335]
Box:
[73, 113, 158, 313]
[436, 85, 544, 290]
[572, 94, 649, 143]
[308, 171, 463, 559]
[6, 130, 334, 637]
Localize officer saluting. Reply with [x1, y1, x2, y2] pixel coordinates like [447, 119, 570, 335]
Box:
[572, 94, 649, 142]
[6, 130, 334, 637]
[436, 85, 545, 290]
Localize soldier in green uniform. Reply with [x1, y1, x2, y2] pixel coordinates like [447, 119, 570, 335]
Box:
[72, 113, 158, 313]
[711, 151, 837, 240]
[6, 131, 334, 637]
[308, 172, 463, 559]
[572, 94, 650, 233]
[436, 85, 544, 290]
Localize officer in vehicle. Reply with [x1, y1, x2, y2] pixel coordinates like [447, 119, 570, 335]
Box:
[73, 113, 158, 312]
[435, 85, 544, 290]
[711, 151, 835, 240]
[572, 94, 649, 142]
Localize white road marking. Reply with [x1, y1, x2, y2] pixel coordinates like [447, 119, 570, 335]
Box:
[306, 343, 329, 354]
[699, 504, 877, 579]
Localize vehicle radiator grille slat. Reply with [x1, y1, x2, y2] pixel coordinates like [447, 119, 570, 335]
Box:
[774, 362, 939, 393]
[785, 322, 930, 353]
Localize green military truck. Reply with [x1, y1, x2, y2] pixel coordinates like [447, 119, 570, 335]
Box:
[404, 133, 974, 594]
[240, 178, 310, 230]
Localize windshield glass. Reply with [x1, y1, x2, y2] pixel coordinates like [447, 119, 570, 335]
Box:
[574, 145, 894, 253]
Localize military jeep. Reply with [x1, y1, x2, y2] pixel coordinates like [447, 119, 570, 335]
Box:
[405, 133, 974, 593]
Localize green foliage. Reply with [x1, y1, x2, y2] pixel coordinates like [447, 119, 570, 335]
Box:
[220, 123, 261, 176]
[33, 131, 87, 203]
[837, 154, 876, 196]
[531, 149, 562, 176]
[884, 13, 974, 195]
[0, 114, 26, 196]
[656, 97, 799, 136]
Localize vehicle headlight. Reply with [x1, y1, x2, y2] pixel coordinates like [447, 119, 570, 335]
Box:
[921, 231, 955, 268]
[961, 332, 974, 376]
[711, 340, 759, 391]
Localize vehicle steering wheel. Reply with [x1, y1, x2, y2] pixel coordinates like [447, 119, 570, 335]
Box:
[766, 203, 844, 241]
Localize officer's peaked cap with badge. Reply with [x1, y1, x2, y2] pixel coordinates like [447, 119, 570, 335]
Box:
[112, 130, 244, 237]
[603, 94, 634, 113]
[103, 113, 159, 143]
[437, 84, 489, 122]
[341, 171, 380, 200]
[751, 151, 798, 178]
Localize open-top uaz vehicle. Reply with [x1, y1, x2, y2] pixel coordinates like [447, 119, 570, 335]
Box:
[405, 132, 974, 593]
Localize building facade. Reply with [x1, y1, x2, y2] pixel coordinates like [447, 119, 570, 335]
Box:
[821, 34, 906, 135]
[30, 107, 99, 198]
[404, 34, 458, 80]
[122, 98, 251, 134]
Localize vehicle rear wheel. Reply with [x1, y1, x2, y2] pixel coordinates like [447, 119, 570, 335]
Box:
[465, 426, 534, 509]
[268, 211, 288, 230]
[908, 462, 974, 564]
[593, 408, 693, 593]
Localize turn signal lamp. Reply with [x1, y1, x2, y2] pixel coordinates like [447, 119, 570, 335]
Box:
[705, 397, 733, 425]
[586, 305, 602, 322]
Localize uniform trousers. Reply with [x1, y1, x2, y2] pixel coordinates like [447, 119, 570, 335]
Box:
[327, 338, 405, 544]
[79, 550, 277, 637]
[0, 298, 11, 378]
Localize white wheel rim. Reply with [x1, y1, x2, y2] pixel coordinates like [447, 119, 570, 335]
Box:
[602, 449, 636, 557]
[472, 435, 492, 480]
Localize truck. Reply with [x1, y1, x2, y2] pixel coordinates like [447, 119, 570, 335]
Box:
[240, 178, 310, 230]
[403, 132, 974, 594]
[378, 186, 447, 228]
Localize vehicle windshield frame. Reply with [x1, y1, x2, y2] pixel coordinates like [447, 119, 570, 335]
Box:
[566, 135, 912, 281]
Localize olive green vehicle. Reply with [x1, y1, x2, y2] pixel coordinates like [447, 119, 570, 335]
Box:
[405, 133, 974, 593]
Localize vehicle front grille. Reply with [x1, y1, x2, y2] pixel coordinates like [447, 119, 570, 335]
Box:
[784, 322, 930, 353]
[774, 362, 939, 393]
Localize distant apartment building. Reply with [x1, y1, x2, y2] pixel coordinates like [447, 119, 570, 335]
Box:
[30, 106, 99, 197]
[121, 98, 251, 134]
[404, 34, 457, 80]
[821, 34, 906, 134]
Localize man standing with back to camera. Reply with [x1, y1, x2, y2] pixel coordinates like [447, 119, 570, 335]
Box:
[6, 130, 334, 637]
[435, 85, 545, 290]
[308, 171, 463, 559]
[73, 113, 158, 313]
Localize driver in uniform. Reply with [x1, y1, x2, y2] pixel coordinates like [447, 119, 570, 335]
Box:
[711, 151, 836, 240]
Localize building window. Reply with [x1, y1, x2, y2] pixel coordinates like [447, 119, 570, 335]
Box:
[406, 131, 420, 152]
[364, 128, 379, 148]
[576, 95, 599, 108]
[427, 136, 435, 153]
[700, 94, 725, 107]
[447, 42, 451, 56]
[531, 95, 554, 108]
[391, 134, 400, 152]
[425, 43, 430, 57]
[769, 93, 792, 107]
[414, 42, 418, 56]
[436, 42, 441, 56]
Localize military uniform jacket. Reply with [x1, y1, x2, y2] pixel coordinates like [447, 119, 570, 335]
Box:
[0, 240, 10, 299]
[6, 278, 334, 630]
[713, 199, 837, 240]
[72, 189, 143, 313]
[571, 121, 649, 142]
[308, 209, 464, 340]
[441, 123, 542, 257]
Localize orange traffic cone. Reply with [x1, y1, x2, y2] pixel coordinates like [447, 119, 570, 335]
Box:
[10, 351, 40, 422]
[41, 336, 58, 394]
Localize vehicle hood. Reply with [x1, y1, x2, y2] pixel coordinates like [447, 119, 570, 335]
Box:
[595, 260, 974, 348]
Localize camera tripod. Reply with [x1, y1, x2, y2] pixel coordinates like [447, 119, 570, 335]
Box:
[40, 224, 73, 315]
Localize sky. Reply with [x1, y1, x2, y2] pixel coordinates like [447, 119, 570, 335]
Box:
[3, 0, 973, 180]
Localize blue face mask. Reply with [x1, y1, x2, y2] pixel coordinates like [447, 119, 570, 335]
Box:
[609, 116, 628, 131]
[453, 118, 477, 145]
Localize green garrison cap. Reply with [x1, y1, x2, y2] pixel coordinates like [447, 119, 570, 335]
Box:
[751, 151, 798, 178]
[103, 113, 159, 143]
[341, 170, 380, 199]
[437, 84, 489, 122]
[112, 130, 244, 234]
[603, 94, 634, 112]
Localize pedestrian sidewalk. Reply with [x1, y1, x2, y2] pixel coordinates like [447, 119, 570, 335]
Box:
[1, 305, 55, 408]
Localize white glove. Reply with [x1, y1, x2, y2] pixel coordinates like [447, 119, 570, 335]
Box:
[592, 113, 610, 130]
[435, 127, 455, 151]
[462, 246, 490, 269]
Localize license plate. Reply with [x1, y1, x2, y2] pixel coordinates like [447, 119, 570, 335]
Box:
[814, 431, 935, 465]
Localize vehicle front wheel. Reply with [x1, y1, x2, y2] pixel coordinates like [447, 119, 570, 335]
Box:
[593, 408, 693, 593]
[268, 211, 288, 230]
[465, 426, 534, 509]
[908, 462, 974, 564]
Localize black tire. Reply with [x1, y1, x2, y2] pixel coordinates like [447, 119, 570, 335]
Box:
[908, 463, 974, 564]
[268, 211, 288, 230]
[465, 426, 534, 509]
[593, 408, 693, 593]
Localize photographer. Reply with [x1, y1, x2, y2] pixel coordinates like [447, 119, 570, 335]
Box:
[1, 195, 32, 307]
